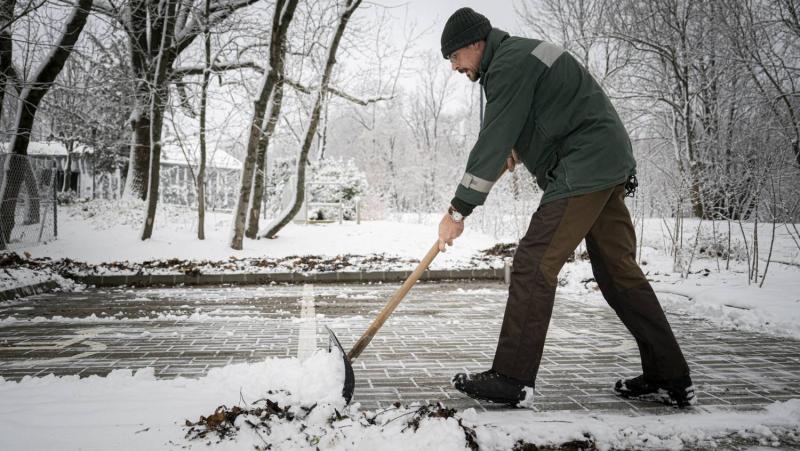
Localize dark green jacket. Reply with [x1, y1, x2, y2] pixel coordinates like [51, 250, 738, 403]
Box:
[452, 29, 636, 214]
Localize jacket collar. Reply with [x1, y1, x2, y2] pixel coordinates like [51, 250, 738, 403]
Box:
[479, 28, 510, 84]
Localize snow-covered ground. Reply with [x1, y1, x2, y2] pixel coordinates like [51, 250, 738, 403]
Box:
[23, 199, 498, 267]
[556, 248, 800, 340]
[2, 199, 800, 449]
[3, 199, 800, 340]
[1, 349, 798, 451]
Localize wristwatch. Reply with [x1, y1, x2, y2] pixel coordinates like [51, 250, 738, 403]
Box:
[448, 205, 464, 223]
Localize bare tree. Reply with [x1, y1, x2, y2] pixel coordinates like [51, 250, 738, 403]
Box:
[92, 0, 260, 204]
[0, 0, 17, 126]
[263, 0, 363, 239]
[516, 0, 628, 85]
[196, 0, 212, 240]
[229, 0, 299, 250]
[722, 0, 800, 169]
[138, 0, 179, 240]
[0, 0, 93, 248]
[43, 59, 91, 192]
[401, 53, 453, 211]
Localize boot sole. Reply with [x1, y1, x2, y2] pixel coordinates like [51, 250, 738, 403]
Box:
[615, 387, 697, 408]
[455, 388, 524, 407]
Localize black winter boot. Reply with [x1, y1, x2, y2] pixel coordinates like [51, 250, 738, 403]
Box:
[614, 374, 697, 407]
[452, 369, 531, 406]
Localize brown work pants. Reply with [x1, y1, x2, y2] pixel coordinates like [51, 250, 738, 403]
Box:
[492, 185, 690, 384]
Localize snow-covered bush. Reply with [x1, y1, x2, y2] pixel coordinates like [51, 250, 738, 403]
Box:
[56, 191, 80, 205]
[264, 159, 295, 217]
[697, 231, 748, 262]
[306, 158, 368, 221]
[265, 158, 368, 221]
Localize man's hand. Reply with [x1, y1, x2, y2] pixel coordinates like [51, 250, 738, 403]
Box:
[506, 149, 520, 172]
[438, 212, 464, 252]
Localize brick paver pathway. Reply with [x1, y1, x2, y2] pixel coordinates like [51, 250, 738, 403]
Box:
[1, 282, 798, 415]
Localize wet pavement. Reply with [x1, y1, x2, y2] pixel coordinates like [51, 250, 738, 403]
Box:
[1, 282, 799, 415]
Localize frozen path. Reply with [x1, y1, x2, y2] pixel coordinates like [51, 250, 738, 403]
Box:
[1, 282, 798, 414]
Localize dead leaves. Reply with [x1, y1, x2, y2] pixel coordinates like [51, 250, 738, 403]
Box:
[184, 399, 598, 451]
[9, 253, 418, 278]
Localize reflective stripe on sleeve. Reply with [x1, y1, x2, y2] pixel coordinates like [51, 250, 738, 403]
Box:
[460, 173, 494, 193]
[531, 42, 564, 68]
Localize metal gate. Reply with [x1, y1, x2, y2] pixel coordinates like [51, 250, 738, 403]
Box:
[0, 153, 58, 250]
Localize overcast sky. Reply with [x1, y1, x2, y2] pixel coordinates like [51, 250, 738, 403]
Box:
[374, 0, 521, 56]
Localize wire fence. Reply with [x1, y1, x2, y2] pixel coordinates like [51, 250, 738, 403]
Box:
[0, 153, 58, 250]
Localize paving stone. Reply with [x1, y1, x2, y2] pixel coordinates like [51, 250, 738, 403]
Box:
[1, 282, 798, 417]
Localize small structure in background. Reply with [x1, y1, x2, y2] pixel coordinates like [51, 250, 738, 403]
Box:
[297, 158, 368, 225]
[301, 180, 361, 224]
[158, 142, 241, 211]
[12, 140, 244, 213]
[16, 141, 123, 201]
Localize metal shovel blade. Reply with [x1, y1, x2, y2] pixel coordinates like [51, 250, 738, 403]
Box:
[326, 326, 355, 404]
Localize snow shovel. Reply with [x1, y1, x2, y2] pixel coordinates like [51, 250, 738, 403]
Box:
[327, 240, 441, 404]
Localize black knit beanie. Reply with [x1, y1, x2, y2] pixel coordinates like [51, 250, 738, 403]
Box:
[440, 7, 492, 59]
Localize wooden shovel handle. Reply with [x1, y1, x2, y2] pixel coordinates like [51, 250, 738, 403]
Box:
[347, 240, 440, 360]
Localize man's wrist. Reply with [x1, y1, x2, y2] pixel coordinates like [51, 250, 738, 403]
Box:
[448, 205, 464, 223]
[450, 196, 476, 217]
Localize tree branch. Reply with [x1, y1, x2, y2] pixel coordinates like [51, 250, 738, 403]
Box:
[171, 61, 264, 77]
[284, 77, 394, 106]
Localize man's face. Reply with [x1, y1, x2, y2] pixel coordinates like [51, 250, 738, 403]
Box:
[449, 41, 485, 82]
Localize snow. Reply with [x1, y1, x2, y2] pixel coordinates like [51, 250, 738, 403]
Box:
[0, 308, 266, 325]
[5, 201, 800, 341]
[474, 401, 800, 450]
[23, 200, 498, 269]
[1, 350, 798, 450]
[652, 263, 800, 340]
[0, 350, 346, 450]
[0, 141, 93, 156]
[554, 250, 800, 340]
[3, 200, 800, 448]
[160, 142, 242, 170]
[0, 265, 76, 292]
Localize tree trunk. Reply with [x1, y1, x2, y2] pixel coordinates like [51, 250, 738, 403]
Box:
[140, 89, 168, 240]
[0, 0, 93, 248]
[124, 100, 151, 200]
[230, 0, 299, 249]
[123, 0, 152, 200]
[140, 0, 178, 241]
[245, 77, 286, 238]
[61, 141, 74, 192]
[196, 0, 211, 241]
[264, 0, 363, 239]
[0, 0, 15, 123]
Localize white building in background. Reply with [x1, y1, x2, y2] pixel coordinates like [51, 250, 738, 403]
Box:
[12, 141, 118, 199]
[3, 141, 244, 210]
[158, 141, 242, 211]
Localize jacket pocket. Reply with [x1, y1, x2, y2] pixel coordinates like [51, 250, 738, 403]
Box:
[555, 141, 571, 191]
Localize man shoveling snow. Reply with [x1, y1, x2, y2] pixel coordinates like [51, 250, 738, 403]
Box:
[436, 7, 694, 408]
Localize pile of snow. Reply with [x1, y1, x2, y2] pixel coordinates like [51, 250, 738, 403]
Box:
[1, 350, 799, 450]
[0, 252, 77, 292]
[0, 306, 266, 325]
[653, 263, 800, 340]
[0, 350, 346, 450]
[548, 246, 800, 340]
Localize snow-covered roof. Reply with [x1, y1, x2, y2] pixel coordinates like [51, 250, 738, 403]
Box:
[0, 140, 241, 170]
[160, 142, 242, 170]
[0, 141, 93, 156]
